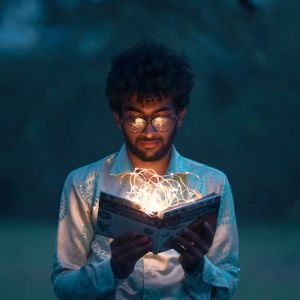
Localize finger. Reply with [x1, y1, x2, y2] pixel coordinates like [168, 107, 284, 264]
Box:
[202, 222, 215, 246]
[111, 231, 141, 247]
[188, 218, 203, 231]
[181, 227, 202, 244]
[111, 235, 151, 257]
[169, 239, 194, 261]
[170, 234, 202, 260]
[173, 234, 203, 258]
[170, 240, 200, 270]
[121, 240, 153, 261]
[180, 228, 209, 254]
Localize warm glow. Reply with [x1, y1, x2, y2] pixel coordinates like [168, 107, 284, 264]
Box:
[119, 168, 201, 216]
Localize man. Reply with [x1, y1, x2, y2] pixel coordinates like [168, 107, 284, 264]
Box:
[51, 40, 239, 299]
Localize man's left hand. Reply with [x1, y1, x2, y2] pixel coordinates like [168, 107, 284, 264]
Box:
[168, 221, 215, 271]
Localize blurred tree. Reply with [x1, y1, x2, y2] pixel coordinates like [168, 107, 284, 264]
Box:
[0, 0, 299, 223]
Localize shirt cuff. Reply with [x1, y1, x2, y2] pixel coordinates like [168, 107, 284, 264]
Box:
[108, 259, 134, 286]
[93, 259, 126, 295]
[201, 256, 232, 288]
[184, 257, 212, 296]
[184, 255, 229, 290]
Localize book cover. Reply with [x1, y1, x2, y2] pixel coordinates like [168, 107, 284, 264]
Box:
[95, 191, 221, 254]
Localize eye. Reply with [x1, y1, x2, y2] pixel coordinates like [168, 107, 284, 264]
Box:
[129, 117, 145, 129]
[152, 117, 170, 130]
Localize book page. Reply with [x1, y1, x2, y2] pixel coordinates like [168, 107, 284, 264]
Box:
[95, 192, 161, 250]
[156, 193, 221, 253]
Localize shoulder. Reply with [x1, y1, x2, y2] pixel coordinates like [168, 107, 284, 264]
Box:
[65, 152, 118, 187]
[179, 155, 230, 195]
[183, 156, 227, 182]
[172, 146, 229, 190]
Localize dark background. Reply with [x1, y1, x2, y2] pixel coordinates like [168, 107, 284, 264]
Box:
[1, 1, 299, 299]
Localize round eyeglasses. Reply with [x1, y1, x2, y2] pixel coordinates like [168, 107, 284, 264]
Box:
[121, 116, 178, 133]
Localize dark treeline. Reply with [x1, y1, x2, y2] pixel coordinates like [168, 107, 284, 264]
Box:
[1, 0, 299, 224]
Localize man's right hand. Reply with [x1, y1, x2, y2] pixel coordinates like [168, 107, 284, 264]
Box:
[110, 232, 153, 279]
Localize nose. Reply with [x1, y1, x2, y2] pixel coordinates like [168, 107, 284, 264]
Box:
[143, 121, 156, 137]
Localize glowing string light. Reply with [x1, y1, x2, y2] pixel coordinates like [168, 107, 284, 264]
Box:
[119, 168, 202, 216]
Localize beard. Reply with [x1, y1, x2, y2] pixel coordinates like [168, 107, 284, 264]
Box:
[123, 128, 177, 162]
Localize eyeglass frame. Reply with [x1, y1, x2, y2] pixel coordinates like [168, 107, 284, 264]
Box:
[120, 115, 179, 133]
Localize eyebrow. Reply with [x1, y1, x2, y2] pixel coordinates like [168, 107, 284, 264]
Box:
[124, 106, 174, 113]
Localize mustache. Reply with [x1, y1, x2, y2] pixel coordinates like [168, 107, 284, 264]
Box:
[137, 137, 162, 142]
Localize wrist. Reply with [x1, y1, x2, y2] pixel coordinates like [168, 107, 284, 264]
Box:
[184, 257, 205, 277]
[110, 259, 130, 279]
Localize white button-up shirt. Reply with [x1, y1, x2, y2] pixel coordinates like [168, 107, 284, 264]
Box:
[51, 144, 239, 299]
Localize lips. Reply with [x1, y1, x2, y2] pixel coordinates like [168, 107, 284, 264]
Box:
[140, 140, 160, 149]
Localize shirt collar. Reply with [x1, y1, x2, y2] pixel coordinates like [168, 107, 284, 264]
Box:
[110, 143, 188, 175]
[110, 144, 134, 175]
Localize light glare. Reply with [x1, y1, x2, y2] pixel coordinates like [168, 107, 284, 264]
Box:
[119, 168, 202, 216]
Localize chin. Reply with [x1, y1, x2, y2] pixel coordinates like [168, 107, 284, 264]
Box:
[135, 147, 168, 162]
[139, 154, 161, 162]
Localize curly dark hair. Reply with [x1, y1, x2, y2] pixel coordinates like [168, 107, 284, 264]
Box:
[105, 39, 194, 113]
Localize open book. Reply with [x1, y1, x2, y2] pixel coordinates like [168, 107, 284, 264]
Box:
[95, 191, 221, 254]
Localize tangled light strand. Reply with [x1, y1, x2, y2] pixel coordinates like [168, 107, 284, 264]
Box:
[119, 168, 201, 216]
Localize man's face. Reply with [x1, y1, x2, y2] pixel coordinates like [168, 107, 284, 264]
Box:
[114, 96, 185, 162]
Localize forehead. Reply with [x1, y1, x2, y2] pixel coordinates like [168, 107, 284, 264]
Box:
[122, 96, 175, 114]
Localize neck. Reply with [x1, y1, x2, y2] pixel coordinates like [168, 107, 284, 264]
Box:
[126, 149, 172, 176]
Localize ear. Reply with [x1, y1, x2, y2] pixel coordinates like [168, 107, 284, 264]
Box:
[176, 108, 187, 127]
[112, 112, 122, 129]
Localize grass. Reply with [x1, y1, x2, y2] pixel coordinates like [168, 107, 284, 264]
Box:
[0, 221, 299, 300]
[0, 222, 57, 300]
[234, 223, 300, 300]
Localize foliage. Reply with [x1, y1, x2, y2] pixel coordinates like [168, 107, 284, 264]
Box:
[1, 0, 299, 222]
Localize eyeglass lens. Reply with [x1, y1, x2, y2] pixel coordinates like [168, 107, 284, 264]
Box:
[125, 117, 174, 132]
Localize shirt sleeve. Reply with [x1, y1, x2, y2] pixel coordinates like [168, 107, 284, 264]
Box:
[184, 176, 240, 300]
[51, 172, 118, 300]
